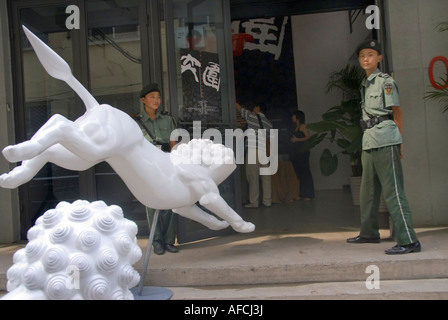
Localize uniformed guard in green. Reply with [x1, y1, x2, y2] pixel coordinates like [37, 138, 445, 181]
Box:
[347, 40, 421, 255]
[139, 83, 178, 255]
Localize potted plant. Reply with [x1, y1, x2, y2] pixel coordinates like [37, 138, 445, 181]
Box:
[303, 64, 385, 209]
[425, 77, 448, 113]
[304, 64, 364, 178]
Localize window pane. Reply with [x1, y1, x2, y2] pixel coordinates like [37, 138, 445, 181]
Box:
[169, 0, 231, 125]
[86, 0, 147, 233]
[21, 5, 81, 224]
[165, 0, 238, 243]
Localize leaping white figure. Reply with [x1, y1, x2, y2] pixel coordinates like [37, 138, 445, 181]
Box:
[0, 26, 254, 234]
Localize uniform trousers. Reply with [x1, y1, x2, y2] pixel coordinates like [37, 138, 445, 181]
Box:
[246, 149, 272, 206]
[360, 145, 418, 246]
[146, 208, 176, 246]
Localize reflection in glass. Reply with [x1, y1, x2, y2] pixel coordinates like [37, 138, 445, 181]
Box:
[86, 0, 146, 232]
[164, 0, 238, 243]
[21, 6, 80, 225]
[168, 0, 230, 125]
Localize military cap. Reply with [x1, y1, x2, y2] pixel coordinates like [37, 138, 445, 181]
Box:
[356, 39, 382, 55]
[140, 83, 160, 98]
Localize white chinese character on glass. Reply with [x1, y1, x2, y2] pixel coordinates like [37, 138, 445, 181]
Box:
[180, 54, 201, 82]
[203, 62, 220, 91]
[241, 17, 288, 60]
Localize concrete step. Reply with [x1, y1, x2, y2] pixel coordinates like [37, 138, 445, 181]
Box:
[3, 279, 448, 300]
[2, 228, 448, 299]
[136, 228, 448, 288]
[167, 279, 448, 300]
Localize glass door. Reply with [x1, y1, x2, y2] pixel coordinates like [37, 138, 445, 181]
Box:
[85, 0, 148, 233]
[12, 3, 82, 238]
[11, 0, 153, 237]
[11, 0, 237, 241]
[163, 0, 241, 243]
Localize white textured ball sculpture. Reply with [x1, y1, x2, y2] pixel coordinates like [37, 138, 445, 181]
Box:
[2, 200, 142, 300]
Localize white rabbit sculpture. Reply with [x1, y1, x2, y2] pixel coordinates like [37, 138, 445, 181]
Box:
[0, 26, 255, 234]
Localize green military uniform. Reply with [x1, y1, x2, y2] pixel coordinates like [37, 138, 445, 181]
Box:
[140, 109, 177, 146]
[359, 68, 418, 246]
[139, 83, 178, 252]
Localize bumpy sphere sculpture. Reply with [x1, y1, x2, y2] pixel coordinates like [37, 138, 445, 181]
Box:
[2, 200, 142, 300]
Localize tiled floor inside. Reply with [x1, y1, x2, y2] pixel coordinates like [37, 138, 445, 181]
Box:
[239, 189, 370, 235]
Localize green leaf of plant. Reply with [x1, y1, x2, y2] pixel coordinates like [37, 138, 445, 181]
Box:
[320, 148, 338, 176]
[340, 125, 362, 141]
[346, 134, 363, 154]
[308, 120, 351, 134]
[336, 138, 350, 150]
[308, 121, 337, 133]
[322, 109, 345, 121]
[301, 133, 327, 151]
[425, 75, 448, 113]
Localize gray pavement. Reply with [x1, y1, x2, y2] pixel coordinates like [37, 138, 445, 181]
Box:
[168, 279, 448, 300]
[145, 227, 448, 299]
[1, 190, 448, 299]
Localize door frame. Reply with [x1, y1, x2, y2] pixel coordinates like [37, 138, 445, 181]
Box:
[9, 0, 165, 238]
[163, 0, 241, 243]
[10, 0, 89, 238]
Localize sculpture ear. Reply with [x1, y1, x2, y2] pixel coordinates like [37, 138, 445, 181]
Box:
[22, 25, 99, 111]
[22, 26, 72, 82]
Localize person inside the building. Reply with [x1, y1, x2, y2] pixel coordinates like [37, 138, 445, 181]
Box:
[290, 110, 315, 201]
[138, 83, 179, 255]
[236, 101, 273, 208]
[346, 39, 421, 255]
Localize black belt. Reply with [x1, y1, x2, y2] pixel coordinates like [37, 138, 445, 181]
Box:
[360, 115, 392, 132]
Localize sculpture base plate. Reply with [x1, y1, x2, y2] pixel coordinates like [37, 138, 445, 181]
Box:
[130, 286, 173, 300]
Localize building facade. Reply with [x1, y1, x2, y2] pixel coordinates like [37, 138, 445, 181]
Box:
[1, 0, 447, 243]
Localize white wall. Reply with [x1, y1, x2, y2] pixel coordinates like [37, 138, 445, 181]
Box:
[386, 0, 448, 225]
[291, 11, 370, 190]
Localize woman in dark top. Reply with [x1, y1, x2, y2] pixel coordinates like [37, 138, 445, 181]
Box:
[290, 110, 315, 200]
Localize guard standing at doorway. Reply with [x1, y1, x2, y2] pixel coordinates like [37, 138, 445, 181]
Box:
[346, 40, 421, 255]
[138, 83, 178, 255]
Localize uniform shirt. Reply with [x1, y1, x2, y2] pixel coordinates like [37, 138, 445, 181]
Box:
[240, 107, 273, 151]
[140, 110, 176, 144]
[360, 68, 402, 151]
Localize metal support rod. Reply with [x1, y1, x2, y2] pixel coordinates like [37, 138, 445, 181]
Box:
[137, 209, 160, 296]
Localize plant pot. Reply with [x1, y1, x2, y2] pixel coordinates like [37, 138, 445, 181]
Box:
[349, 176, 387, 212]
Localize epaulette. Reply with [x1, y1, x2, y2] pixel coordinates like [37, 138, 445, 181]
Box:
[161, 110, 177, 127]
[378, 72, 391, 79]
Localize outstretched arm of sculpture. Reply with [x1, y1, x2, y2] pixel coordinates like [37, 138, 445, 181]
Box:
[2, 113, 108, 164]
[1, 144, 99, 189]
